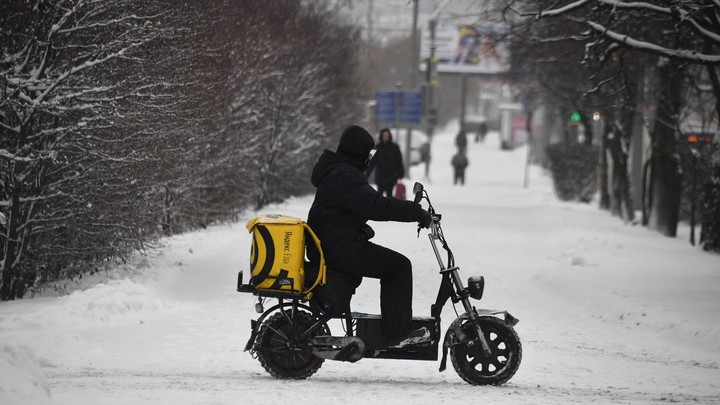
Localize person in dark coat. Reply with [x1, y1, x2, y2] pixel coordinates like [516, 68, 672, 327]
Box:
[451, 152, 469, 185]
[366, 128, 404, 197]
[455, 129, 468, 155]
[307, 125, 432, 348]
[475, 121, 487, 143]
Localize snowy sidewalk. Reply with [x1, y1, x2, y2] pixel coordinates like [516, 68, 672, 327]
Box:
[1, 125, 719, 405]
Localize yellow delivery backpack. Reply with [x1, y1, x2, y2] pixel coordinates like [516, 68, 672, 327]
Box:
[246, 214, 326, 299]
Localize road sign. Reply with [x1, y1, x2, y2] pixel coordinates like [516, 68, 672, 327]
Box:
[376, 91, 397, 124]
[375, 91, 423, 124]
[400, 91, 423, 124]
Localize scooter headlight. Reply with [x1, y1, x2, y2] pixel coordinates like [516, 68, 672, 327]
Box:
[467, 276, 484, 300]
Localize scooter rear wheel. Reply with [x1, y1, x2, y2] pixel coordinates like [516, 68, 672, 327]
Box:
[255, 310, 328, 379]
[450, 315, 522, 385]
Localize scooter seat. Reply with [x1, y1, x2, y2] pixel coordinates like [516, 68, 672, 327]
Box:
[310, 266, 362, 317]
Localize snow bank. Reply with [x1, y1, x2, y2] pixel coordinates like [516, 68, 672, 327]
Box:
[533, 266, 720, 358]
[0, 343, 51, 405]
[6, 277, 177, 330]
[55, 279, 175, 322]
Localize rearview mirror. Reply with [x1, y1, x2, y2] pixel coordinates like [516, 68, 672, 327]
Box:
[413, 182, 424, 203]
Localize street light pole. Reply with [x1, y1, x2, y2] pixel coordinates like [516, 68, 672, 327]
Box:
[404, 0, 420, 178]
[409, 0, 419, 90]
[423, 0, 450, 180]
[424, 18, 437, 179]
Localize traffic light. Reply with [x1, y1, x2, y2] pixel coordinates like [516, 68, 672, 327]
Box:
[570, 111, 581, 122]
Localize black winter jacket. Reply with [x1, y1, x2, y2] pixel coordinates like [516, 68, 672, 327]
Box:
[307, 149, 424, 261]
[367, 141, 404, 186]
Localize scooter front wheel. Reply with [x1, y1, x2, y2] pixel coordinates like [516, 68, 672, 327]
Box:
[254, 310, 328, 379]
[450, 315, 522, 385]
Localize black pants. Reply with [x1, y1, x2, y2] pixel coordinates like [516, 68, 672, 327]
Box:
[316, 240, 413, 340]
[453, 168, 466, 185]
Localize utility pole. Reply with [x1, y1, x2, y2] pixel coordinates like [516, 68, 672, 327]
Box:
[403, 0, 420, 178]
[425, 18, 437, 179]
[366, 0, 374, 46]
[460, 74, 468, 133]
[409, 0, 419, 89]
[523, 111, 533, 188]
[424, 0, 450, 180]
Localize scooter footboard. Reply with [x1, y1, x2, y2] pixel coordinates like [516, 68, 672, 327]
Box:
[353, 313, 439, 361]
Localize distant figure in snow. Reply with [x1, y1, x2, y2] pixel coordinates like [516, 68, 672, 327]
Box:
[366, 128, 404, 198]
[451, 152, 469, 185]
[475, 122, 488, 143]
[455, 129, 468, 155]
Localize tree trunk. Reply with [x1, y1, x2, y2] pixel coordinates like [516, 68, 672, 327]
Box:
[700, 64, 720, 251]
[162, 185, 174, 236]
[1, 120, 30, 301]
[609, 136, 623, 218]
[579, 111, 594, 145]
[701, 143, 720, 252]
[1, 191, 21, 301]
[630, 73, 646, 213]
[599, 123, 611, 210]
[608, 109, 636, 222]
[647, 61, 683, 237]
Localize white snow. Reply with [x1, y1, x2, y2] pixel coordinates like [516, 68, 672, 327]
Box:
[1, 123, 719, 404]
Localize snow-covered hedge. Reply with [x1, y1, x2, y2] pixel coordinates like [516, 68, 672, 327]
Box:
[545, 143, 599, 203]
[0, 0, 365, 300]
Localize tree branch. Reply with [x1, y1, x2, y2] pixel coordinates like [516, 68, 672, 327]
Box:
[587, 21, 720, 65]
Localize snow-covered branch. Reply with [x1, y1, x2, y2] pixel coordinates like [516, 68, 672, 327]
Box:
[22, 38, 152, 125]
[593, 0, 720, 45]
[587, 21, 720, 65]
[56, 13, 161, 35]
[0, 121, 21, 134]
[594, 0, 670, 14]
[534, 0, 591, 17]
[0, 149, 36, 163]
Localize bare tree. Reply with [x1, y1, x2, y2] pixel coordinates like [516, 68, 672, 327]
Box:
[505, 0, 720, 237]
[221, 0, 364, 210]
[0, 0, 163, 299]
[1, 0, 366, 300]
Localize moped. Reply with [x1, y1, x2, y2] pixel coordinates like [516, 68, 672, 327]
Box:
[237, 182, 522, 385]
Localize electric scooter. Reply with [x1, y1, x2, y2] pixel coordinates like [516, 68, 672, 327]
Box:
[236, 182, 522, 385]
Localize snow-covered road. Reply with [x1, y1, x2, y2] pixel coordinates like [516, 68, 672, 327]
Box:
[2, 125, 719, 404]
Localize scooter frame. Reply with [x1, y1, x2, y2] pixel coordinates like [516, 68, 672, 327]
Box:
[237, 182, 519, 371]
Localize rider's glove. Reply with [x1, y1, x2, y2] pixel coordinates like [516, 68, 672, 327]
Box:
[419, 209, 432, 229]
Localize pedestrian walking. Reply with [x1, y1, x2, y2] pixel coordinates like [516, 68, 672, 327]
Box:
[475, 122, 487, 143]
[367, 128, 404, 197]
[451, 152, 469, 185]
[455, 130, 468, 155]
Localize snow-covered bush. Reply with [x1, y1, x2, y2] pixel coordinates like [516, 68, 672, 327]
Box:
[0, 0, 364, 300]
[545, 143, 599, 203]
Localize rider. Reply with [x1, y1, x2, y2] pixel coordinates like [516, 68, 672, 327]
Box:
[307, 125, 433, 348]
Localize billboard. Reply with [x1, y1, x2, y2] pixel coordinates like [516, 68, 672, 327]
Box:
[421, 24, 509, 74]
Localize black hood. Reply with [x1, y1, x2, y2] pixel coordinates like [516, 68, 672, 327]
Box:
[311, 150, 347, 187]
[336, 125, 374, 170]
